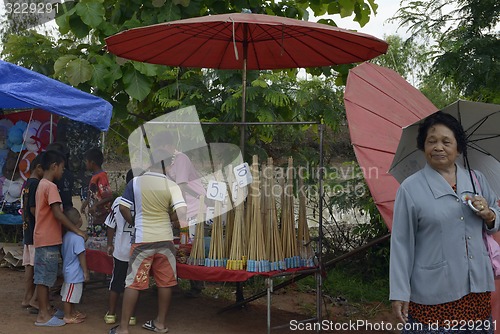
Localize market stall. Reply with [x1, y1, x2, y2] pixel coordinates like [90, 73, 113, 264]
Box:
[0, 60, 112, 229]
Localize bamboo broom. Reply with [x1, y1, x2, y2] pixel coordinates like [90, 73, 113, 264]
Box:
[264, 157, 285, 271]
[246, 155, 268, 272]
[297, 176, 314, 267]
[205, 170, 226, 267]
[281, 157, 299, 268]
[224, 165, 235, 259]
[188, 195, 206, 266]
[226, 182, 246, 270]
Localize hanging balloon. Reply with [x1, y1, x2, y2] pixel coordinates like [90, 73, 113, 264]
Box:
[23, 120, 42, 153]
[2, 178, 24, 203]
[7, 121, 28, 153]
[0, 119, 14, 150]
[37, 121, 57, 150]
[18, 150, 37, 181]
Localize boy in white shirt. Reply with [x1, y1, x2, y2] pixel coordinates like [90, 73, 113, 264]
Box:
[104, 170, 136, 325]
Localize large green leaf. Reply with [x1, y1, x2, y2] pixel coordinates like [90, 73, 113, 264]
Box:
[339, 0, 355, 17]
[54, 55, 77, 77]
[90, 64, 114, 90]
[75, 0, 105, 28]
[354, 2, 371, 27]
[69, 14, 90, 38]
[66, 58, 93, 86]
[55, 5, 77, 34]
[132, 62, 158, 76]
[123, 69, 154, 101]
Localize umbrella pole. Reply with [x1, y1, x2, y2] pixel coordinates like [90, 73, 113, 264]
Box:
[316, 123, 324, 323]
[240, 57, 247, 157]
[240, 28, 248, 157]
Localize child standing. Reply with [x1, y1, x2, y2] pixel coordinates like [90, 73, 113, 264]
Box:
[80, 148, 113, 237]
[61, 207, 89, 324]
[34, 150, 87, 327]
[104, 169, 136, 325]
[21, 153, 44, 310]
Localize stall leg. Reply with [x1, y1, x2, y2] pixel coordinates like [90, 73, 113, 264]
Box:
[266, 278, 273, 334]
[235, 282, 244, 303]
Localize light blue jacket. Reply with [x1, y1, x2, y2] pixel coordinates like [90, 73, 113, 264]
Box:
[390, 163, 500, 305]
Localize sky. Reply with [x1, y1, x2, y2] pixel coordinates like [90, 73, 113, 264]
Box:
[0, 0, 403, 40]
[315, 0, 407, 39]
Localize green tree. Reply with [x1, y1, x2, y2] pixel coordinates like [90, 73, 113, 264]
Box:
[373, 34, 461, 108]
[392, 0, 500, 103]
[1, 0, 381, 157]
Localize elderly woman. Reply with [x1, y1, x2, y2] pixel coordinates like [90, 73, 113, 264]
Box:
[390, 112, 500, 333]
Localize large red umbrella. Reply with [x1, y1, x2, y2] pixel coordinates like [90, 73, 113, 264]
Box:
[106, 13, 388, 149]
[344, 62, 438, 229]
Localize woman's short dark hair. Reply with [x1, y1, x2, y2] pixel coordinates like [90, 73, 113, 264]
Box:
[417, 112, 468, 155]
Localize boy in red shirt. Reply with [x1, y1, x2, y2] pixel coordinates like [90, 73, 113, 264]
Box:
[81, 148, 113, 237]
[34, 150, 87, 327]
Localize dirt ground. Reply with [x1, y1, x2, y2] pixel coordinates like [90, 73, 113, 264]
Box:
[0, 266, 399, 334]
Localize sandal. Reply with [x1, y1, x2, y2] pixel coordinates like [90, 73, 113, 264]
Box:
[75, 311, 87, 319]
[129, 316, 137, 326]
[64, 316, 84, 324]
[104, 312, 116, 324]
[142, 319, 169, 333]
[109, 325, 119, 334]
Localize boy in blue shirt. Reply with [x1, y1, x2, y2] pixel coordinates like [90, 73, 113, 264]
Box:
[61, 207, 89, 324]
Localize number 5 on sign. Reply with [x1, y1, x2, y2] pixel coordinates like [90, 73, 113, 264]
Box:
[233, 162, 252, 187]
[206, 180, 227, 202]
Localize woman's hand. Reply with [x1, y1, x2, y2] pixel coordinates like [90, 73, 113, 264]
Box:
[473, 195, 496, 226]
[392, 300, 409, 324]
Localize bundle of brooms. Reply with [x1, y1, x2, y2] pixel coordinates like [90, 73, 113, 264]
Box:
[281, 157, 300, 268]
[187, 195, 206, 266]
[205, 171, 226, 267]
[246, 155, 268, 272]
[224, 165, 235, 261]
[263, 157, 285, 271]
[297, 177, 315, 267]
[226, 178, 246, 270]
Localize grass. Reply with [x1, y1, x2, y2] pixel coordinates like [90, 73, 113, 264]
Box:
[297, 265, 389, 305]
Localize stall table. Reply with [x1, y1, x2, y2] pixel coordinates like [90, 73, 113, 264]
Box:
[86, 249, 317, 333]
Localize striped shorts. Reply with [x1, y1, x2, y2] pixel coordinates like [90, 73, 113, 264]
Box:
[125, 241, 177, 290]
[61, 282, 83, 304]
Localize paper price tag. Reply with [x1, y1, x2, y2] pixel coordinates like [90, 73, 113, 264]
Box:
[206, 180, 227, 202]
[231, 182, 248, 203]
[205, 207, 215, 225]
[233, 162, 252, 187]
[232, 182, 238, 202]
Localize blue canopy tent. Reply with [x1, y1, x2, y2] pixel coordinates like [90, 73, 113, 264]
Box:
[0, 59, 112, 131]
[0, 60, 113, 226]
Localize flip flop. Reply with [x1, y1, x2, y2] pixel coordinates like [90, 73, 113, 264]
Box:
[75, 311, 87, 319]
[108, 325, 119, 334]
[63, 316, 84, 324]
[28, 307, 39, 314]
[34, 315, 66, 327]
[53, 308, 64, 319]
[142, 320, 169, 333]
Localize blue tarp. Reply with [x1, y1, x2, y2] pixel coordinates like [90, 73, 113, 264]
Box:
[0, 60, 112, 131]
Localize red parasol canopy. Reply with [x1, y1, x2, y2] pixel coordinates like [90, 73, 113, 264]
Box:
[344, 62, 438, 229]
[105, 13, 388, 70]
[106, 13, 388, 152]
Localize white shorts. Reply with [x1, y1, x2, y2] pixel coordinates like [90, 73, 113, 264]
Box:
[60, 282, 83, 304]
[22, 245, 35, 266]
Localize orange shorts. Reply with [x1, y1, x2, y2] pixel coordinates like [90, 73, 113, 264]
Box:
[125, 241, 177, 290]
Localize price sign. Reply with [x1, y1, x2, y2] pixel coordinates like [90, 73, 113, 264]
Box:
[231, 182, 248, 203]
[206, 180, 227, 202]
[233, 162, 252, 187]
